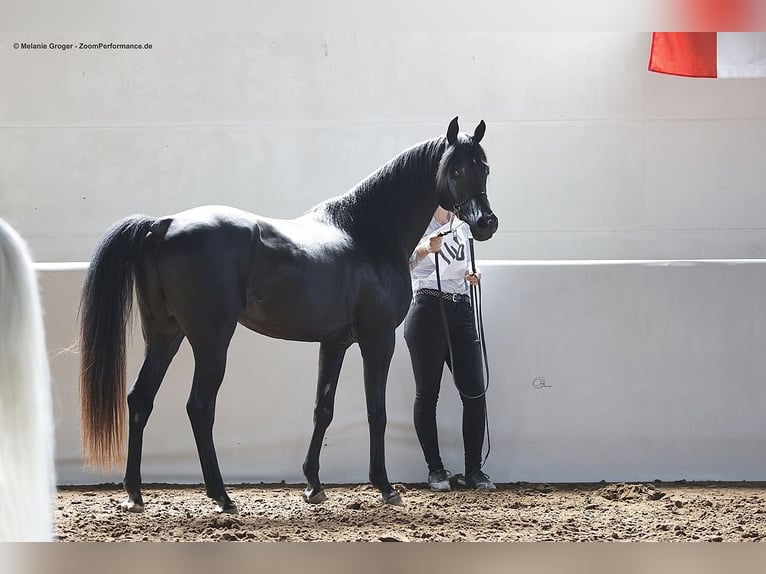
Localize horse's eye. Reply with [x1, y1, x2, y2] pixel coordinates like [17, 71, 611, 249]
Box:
[451, 169, 461, 178]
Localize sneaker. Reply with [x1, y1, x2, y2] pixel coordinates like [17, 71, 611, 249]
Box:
[428, 468, 452, 492]
[460, 469, 497, 491]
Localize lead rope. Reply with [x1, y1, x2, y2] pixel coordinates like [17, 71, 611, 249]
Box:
[469, 238, 491, 468]
[434, 233, 491, 468]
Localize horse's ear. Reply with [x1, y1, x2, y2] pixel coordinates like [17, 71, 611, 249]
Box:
[447, 116, 459, 145]
[473, 120, 486, 143]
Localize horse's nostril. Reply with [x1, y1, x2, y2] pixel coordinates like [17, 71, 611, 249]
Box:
[478, 214, 497, 229]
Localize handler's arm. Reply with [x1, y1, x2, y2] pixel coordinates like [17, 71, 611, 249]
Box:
[409, 235, 442, 270]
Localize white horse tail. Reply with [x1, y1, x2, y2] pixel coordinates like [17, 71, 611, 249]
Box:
[0, 218, 54, 541]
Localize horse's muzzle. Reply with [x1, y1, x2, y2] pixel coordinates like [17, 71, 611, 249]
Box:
[472, 213, 498, 241]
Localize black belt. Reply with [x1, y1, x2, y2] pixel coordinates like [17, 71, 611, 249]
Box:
[415, 288, 470, 303]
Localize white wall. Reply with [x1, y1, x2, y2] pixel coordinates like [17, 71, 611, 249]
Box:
[44, 261, 766, 485]
[2, 33, 766, 261]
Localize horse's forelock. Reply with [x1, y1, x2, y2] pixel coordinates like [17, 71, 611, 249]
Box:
[436, 137, 487, 186]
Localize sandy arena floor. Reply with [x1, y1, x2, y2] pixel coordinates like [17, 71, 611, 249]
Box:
[54, 481, 766, 542]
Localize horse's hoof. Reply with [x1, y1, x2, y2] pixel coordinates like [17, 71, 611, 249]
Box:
[303, 487, 327, 504]
[381, 491, 403, 506]
[215, 503, 239, 514]
[214, 499, 239, 514]
[119, 498, 145, 513]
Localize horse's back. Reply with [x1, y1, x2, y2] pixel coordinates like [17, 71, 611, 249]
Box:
[140, 205, 355, 342]
[162, 205, 259, 248]
[155, 205, 350, 288]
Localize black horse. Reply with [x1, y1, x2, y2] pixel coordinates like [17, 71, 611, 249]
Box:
[79, 117, 498, 513]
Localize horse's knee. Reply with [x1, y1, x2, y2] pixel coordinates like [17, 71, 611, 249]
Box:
[367, 408, 387, 433]
[186, 395, 211, 416]
[186, 396, 214, 427]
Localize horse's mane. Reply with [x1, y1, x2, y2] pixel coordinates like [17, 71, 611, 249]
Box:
[0, 219, 54, 541]
[315, 137, 447, 235]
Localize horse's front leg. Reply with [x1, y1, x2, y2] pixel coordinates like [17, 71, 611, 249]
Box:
[302, 341, 349, 504]
[359, 330, 402, 505]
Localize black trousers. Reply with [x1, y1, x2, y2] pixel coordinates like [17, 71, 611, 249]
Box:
[403, 292, 486, 474]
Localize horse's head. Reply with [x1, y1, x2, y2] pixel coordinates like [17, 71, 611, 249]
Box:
[436, 117, 498, 241]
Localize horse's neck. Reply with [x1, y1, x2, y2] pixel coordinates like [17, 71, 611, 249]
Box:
[325, 138, 446, 260]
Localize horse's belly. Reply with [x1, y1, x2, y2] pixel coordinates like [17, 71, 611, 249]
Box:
[239, 295, 351, 343]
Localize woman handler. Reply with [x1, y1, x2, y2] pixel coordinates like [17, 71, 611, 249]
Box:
[405, 206, 495, 492]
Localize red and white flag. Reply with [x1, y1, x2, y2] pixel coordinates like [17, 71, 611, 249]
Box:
[649, 32, 766, 78]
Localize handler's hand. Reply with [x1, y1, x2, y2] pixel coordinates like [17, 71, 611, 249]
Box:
[426, 235, 443, 254]
[465, 270, 481, 285]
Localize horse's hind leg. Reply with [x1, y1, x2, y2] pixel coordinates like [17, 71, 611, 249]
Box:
[122, 327, 184, 512]
[302, 341, 350, 504]
[160, 248, 243, 514]
[359, 330, 402, 505]
[186, 342, 237, 513]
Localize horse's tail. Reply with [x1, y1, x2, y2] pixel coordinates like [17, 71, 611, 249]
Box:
[0, 218, 54, 541]
[79, 215, 157, 470]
